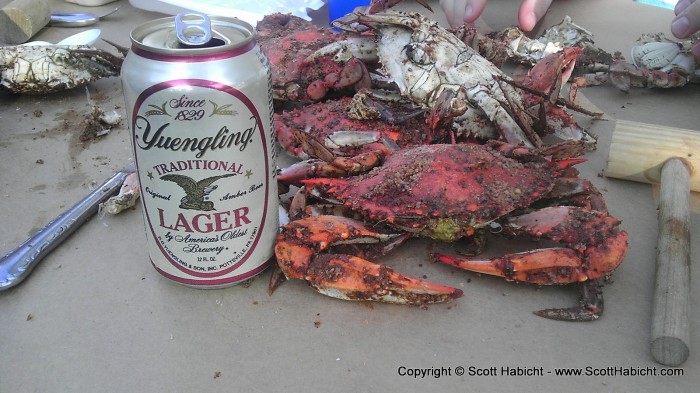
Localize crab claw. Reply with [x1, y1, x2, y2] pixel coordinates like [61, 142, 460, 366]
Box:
[521, 47, 583, 103]
[432, 206, 627, 284]
[278, 129, 391, 186]
[432, 206, 627, 320]
[426, 87, 468, 143]
[275, 215, 463, 304]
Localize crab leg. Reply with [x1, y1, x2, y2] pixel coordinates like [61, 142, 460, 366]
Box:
[535, 279, 604, 322]
[275, 215, 463, 304]
[278, 153, 384, 187]
[434, 247, 591, 284]
[277, 130, 391, 186]
[466, 83, 537, 148]
[509, 48, 599, 145]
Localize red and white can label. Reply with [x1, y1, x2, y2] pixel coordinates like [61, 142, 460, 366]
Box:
[131, 79, 275, 286]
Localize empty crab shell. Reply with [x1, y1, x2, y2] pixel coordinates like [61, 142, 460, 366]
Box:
[631, 41, 682, 69]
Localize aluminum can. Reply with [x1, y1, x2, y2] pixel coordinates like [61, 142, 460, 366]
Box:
[121, 13, 278, 287]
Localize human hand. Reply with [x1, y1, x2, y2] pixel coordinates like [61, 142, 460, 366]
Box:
[438, 0, 553, 31]
[672, 0, 700, 57]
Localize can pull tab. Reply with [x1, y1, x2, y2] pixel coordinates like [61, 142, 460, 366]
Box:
[175, 12, 213, 46]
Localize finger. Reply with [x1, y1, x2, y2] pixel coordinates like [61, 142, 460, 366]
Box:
[440, 0, 458, 28]
[672, 0, 700, 38]
[439, 0, 483, 28]
[675, 0, 694, 15]
[461, 0, 488, 24]
[518, 0, 554, 31]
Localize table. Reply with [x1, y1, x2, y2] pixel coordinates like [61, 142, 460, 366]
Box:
[1, 1, 698, 391]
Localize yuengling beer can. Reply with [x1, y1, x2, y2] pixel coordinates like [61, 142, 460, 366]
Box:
[121, 12, 278, 287]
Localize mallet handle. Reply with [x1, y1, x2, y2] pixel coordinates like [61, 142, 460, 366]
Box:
[650, 158, 691, 366]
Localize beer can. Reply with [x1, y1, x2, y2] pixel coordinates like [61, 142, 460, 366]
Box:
[121, 12, 278, 287]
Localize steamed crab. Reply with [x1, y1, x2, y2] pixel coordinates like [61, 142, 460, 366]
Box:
[580, 33, 699, 92]
[490, 17, 698, 92]
[329, 11, 596, 148]
[0, 45, 123, 94]
[274, 132, 628, 321]
[256, 13, 376, 104]
[366, 4, 696, 92]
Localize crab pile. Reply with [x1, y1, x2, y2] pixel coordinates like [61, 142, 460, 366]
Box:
[369, 1, 698, 90]
[261, 11, 628, 321]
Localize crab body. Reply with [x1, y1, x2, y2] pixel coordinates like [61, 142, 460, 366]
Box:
[333, 12, 540, 146]
[329, 12, 598, 147]
[0, 45, 122, 94]
[303, 143, 560, 241]
[256, 13, 375, 104]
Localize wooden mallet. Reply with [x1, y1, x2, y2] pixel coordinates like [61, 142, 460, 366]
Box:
[0, 0, 50, 45]
[606, 119, 696, 367]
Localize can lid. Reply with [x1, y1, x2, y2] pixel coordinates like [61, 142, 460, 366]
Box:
[130, 13, 254, 55]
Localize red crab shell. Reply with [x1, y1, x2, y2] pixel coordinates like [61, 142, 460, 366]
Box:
[275, 96, 443, 158]
[257, 13, 373, 105]
[302, 143, 563, 241]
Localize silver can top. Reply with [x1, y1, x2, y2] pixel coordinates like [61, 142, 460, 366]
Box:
[130, 12, 255, 55]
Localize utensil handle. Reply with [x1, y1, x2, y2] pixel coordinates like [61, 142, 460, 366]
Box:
[0, 171, 130, 291]
[49, 12, 99, 27]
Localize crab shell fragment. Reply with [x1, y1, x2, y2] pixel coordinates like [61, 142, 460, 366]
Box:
[630, 34, 697, 76]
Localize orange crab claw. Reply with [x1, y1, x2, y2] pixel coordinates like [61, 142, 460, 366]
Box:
[432, 206, 626, 321]
[275, 215, 463, 305]
[521, 47, 583, 103]
[432, 206, 628, 285]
